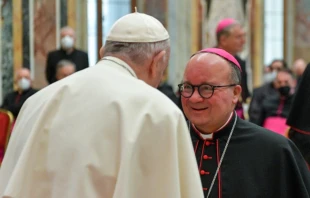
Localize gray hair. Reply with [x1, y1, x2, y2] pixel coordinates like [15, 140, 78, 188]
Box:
[102, 39, 170, 65]
[228, 61, 242, 84]
[56, 60, 76, 71]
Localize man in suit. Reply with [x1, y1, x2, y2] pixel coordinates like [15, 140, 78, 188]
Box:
[1, 68, 38, 118]
[45, 26, 89, 84]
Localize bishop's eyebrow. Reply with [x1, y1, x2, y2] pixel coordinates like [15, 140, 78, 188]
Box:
[181, 81, 216, 86]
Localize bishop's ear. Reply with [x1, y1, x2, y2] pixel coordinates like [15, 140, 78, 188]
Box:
[232, 85, 242, 104]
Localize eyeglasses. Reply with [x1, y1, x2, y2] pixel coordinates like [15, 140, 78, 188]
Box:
[178, 83, 237, 99]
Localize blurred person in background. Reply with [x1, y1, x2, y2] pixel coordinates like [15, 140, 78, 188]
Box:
[45, 26, 89, 84]
[1, 68, 38, 119]
[258, 69, 296, 135]
[55, 60, 76, 81]
[215, 18, 250, 119]
[248, 59, 287, 125]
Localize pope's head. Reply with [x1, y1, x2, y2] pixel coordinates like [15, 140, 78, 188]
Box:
[101, 11, 170, 88]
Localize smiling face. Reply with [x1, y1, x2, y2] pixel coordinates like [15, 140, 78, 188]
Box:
[181, 53, 241, 133]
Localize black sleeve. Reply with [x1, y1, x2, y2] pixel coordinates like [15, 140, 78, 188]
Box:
[289, 128, 310, 164]
[239, 58, 251, 101]
[256, 98, 267, 126]
[248, 89, 263, 125]
[283, 140, 310, 197]
[83, 52, 89, 68]
[241, 69, 250, 101]
[45, 53, 56, 84]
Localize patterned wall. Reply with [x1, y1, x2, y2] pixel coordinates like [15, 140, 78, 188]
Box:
[33, 0, 57, 88]
[1, 0, 13, 99]
[295, 0, 310, 63]
[0, 0, 85, 103]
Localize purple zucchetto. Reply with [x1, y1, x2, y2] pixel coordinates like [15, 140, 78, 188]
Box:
[196, 48, 242, 71]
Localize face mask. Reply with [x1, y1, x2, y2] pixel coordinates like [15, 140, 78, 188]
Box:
[263, 70, 277, 83]
[278, 86, 290, 97]
[61, 36, 74, 49]
[18, 77, 31, 91]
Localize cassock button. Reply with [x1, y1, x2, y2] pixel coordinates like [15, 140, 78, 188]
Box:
[205, 141, 211, 146]
[200, 170, 210, 175]
[203, 155, 212, 160]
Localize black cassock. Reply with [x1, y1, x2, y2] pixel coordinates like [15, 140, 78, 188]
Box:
[189, 112, 310, 198]
[287, 63, 310, 165]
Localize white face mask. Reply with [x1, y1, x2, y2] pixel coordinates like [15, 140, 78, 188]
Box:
[18, 77, 31, 91]
[263, 70, 277, 83]
[61, 36, 74, 49]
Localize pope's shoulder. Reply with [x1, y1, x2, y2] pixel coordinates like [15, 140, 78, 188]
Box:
[25, 63, 182, 117]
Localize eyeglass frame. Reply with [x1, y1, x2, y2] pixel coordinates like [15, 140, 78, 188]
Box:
[178, 83, 237, 99]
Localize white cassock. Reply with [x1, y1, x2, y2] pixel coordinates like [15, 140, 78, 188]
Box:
[0, 57, 204, 198]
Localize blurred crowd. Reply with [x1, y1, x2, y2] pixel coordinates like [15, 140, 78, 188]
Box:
[0, 12, 309, 197]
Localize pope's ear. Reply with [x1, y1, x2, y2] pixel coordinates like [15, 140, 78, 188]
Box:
[149, 50, 166, 77]
[99, 46, 104, 59]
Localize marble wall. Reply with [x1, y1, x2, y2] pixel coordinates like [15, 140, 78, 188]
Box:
[167, 0, 204, 91]
[144, 0, 167, 27]
[0, 0, 75, 98]
[294, 0, 310, 63]
[33, 0, 57, 88]
[1, 0, 13, 99]
[60, 0, 67, 27]
[23, 0, 30, 69]
[167, 0, 193, 90]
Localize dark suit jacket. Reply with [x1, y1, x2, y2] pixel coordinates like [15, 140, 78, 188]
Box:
[45, 48, 89, 84]
[248, 82, 278, 125]
[1, 88, 38, 118]
[235, 55, 250, 102]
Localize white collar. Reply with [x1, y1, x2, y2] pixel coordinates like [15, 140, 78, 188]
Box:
[215, 112, 234, 132]
[101, 56, 137, 78]
[192, 111, 234, 140]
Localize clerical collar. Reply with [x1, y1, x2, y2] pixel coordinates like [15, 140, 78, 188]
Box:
[215, 112, 233, 132]
[101, 56, 137, 78]
[192, 111, 234, 140]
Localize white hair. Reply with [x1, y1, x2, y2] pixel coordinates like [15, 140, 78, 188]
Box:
[103, 39, 170, 65]
[60, 26, 75, 36]
[56, 60, 76, 71]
